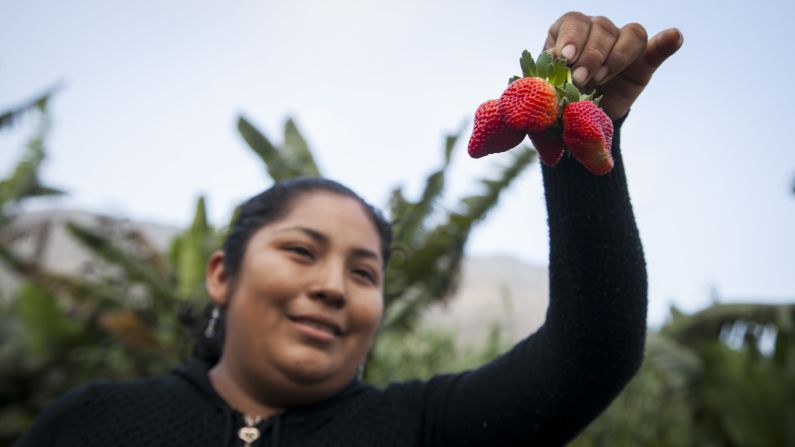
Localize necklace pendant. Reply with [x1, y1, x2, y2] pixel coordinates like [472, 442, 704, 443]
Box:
[239, 414, 262, 447]
[238, 426, 260, 446]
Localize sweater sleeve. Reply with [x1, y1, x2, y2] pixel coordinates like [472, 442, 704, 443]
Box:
[12, 382, 94, 447]
[404, 115, 648, 447]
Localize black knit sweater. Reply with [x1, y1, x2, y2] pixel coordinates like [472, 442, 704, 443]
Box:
[14, 116, 647, 447]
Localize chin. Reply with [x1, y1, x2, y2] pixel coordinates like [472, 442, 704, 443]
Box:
[281, 355, 349, 385]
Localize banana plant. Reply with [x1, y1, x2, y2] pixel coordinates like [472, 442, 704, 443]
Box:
[381, 145, 536, 334]
[0, 112, 537, 443]
[238, 114, 537, 334]
[236, 114, 538, 378]
[237, 116, 321, 180]
[0, 94, 64, 229]
[570, 302, 795, 447]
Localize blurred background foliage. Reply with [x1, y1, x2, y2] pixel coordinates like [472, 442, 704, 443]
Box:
[0, 91, 793, 446]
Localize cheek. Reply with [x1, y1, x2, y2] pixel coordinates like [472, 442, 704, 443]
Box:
[227, 277, 295, 342]
[350, 295, 383, 336]
[236, 259, 302, 311]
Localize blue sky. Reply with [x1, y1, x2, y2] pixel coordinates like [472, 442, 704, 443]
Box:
[2, 0, 794, 326]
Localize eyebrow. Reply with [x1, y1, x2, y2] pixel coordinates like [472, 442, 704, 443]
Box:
[276, 225, 382, 263]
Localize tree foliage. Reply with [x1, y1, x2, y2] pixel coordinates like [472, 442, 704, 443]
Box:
[570, 303, 795, 447]
[0, 111, 534, 443]
[2, 103, 793, 447]
[0, 90, 64, 229]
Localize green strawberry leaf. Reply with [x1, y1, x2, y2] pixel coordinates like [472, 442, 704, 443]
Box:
[565, 82, 581, 103]
[520, 50, 537, 78]
[536, 51, 553, 79]
[581, 89, 597, 102]
[593, 94, 603, 106]
[508, 75, 521, 84]
[548, 59, 569, 86]
[555, 85, 567, 99]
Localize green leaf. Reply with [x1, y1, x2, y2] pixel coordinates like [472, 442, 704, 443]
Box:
[0, 82, 62, 131]
[237, 115, 284, 179]
[283, 118, 321, 177]
[520, 50, 537, 78]
[237, 115, 322, 181]
[508, 75, 520, 85]
[661, 302, 795, 346]
[565, 82, 581, 103]
[65, 222, 177, 308]
[0, 246, 124, 309]
[0, 99, 63, 221]
[581, 89, 598, 102]
[171, 196, 217, 300]
[444, 121, 466, 163]
[16, 283, 80, 358]
[383, 145, 536, 324]
[389, 124, 464, 248]
[548, 58, 569, 86]
[536, 51, 553, 79]
[592, 94, 603, 106]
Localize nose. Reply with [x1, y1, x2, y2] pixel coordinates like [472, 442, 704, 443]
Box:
[308, 262, 346, 308]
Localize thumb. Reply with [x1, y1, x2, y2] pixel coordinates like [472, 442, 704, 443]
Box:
[619, 27, 683, 89]
[644, 27, 684, 71]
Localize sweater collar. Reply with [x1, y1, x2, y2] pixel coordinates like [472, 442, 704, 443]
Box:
[171, 359, 368, 421]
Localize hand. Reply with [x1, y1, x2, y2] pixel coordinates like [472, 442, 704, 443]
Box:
[544, 12, 683, 120]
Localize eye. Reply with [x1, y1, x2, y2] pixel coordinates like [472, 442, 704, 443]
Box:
[286, 245, 314, 259]
[352, 268, 378, 285]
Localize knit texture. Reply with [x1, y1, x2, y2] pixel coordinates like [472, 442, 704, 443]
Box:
[14, 117, 647, 447]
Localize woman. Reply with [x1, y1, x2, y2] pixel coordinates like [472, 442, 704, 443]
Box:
[15, 12, 682, 447]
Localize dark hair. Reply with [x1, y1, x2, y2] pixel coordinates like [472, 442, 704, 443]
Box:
[182, 177, 393, 365]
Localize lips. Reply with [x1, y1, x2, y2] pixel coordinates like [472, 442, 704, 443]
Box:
[288, 314, 344, 337]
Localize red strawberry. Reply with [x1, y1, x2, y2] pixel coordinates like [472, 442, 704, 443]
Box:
[468, 99, 526, 159]
[562, 101, 614, 175]
[528, 132, 564, 167]
[498, 77, 559, 133]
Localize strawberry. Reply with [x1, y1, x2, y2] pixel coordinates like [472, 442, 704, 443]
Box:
[498, 77, 559, 133]
[528, 132, 564, 167]
[468, 49, 616, 175]
[468, 99, 526, 159]
[561, 100, 614, 175]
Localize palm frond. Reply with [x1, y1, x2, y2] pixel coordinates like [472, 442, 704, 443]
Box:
[0, 82, 62, 131]
[283, 118, 321, 177]
[64, 222, 178, 309]
[662, 302, 795, 346]
[382, 146, 536, 333]
[391, 124, 465, 247]
[237, 115, 322, 181]
[169, 196, 218, 300]
[0, 245, 125, 309]
[0, 102, 64, 222]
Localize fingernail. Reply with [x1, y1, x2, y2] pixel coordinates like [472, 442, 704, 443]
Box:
[594, 66, 609, 84]
[573, 66, 588, 85]
[673, 28, 684, 47]
[561, 44, 576, 60]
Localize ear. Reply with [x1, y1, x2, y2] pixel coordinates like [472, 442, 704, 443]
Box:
[206, 250, 231, 306]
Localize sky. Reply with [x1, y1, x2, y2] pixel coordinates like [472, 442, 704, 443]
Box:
[1, 0, 794, 327]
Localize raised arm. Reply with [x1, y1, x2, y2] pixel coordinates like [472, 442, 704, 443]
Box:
[388, 12, 683, 447]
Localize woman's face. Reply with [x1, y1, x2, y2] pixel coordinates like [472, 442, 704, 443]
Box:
[208, 191, 384, 403]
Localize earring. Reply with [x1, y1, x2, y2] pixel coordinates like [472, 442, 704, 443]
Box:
[357, 362, 366, 381]
[204, 306, 220, 338]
